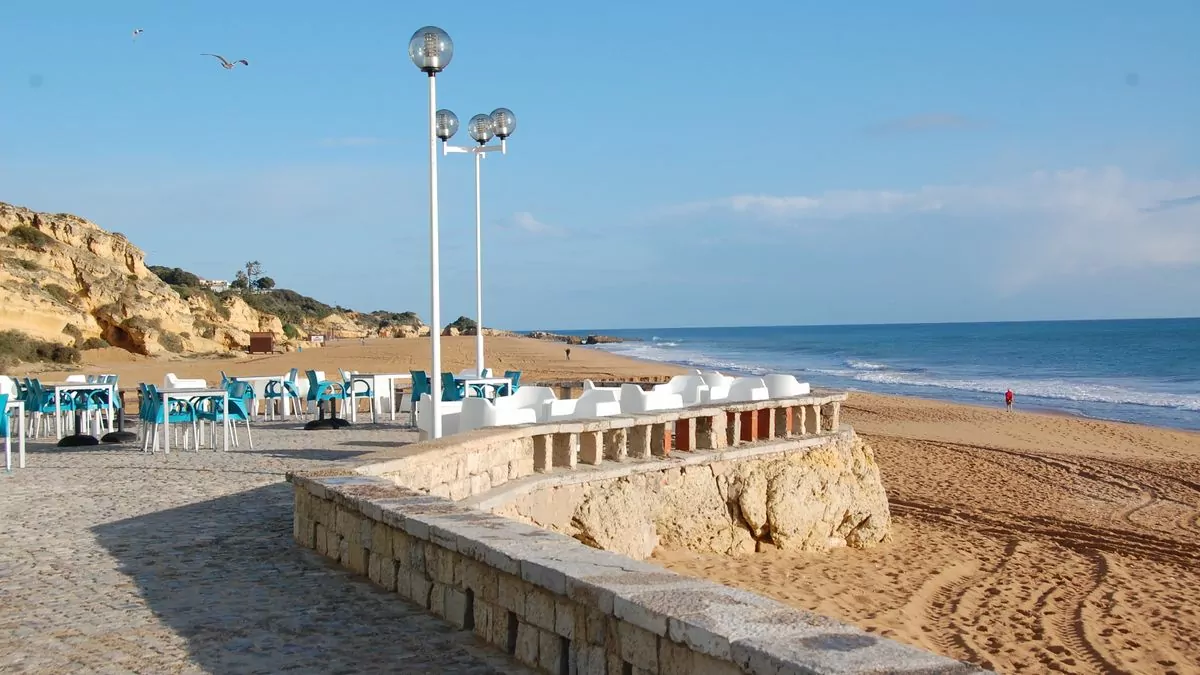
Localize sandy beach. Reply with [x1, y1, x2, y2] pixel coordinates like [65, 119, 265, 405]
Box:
[28, 336, 1200, 674]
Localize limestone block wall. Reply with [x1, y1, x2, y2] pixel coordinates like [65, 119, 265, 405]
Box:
[290, 473, 983, 675]
[468, 430, 889, 561]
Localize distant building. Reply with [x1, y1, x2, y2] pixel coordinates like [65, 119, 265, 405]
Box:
[198, 278, 229, 292]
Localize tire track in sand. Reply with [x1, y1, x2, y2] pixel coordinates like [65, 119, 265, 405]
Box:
[1036, 548, 1129, 675]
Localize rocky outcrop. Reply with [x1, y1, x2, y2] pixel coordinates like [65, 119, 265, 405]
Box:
[0, 202, 255, 355]
[583, 334, 623, 345]
[501, 434, 890, 560]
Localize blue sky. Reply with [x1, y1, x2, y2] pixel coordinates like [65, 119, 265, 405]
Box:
[2, 1, 1198, 329]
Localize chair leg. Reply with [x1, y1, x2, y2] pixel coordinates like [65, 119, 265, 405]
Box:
[244, 419, 254, 450]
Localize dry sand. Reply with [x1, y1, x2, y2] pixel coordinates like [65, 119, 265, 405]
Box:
[29, 338, 1200, 673]
[657, 393, 1200, 675]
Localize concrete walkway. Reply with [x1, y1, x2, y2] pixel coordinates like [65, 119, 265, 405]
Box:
[0, 423, 535, 675]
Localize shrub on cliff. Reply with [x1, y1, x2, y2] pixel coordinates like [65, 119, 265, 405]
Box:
[282, 323, 300, 339]
[241, 288, 334, 325]
[44, 283, 76, 306]
[157, 331, 185, 354]
[81, 337, 110, 350]
[5, 225, 54, 251]
[0, 330, 81, 365]
[148, 266, 202, 288]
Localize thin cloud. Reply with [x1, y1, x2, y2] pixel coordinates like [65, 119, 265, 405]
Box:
[511, 211, 563, 235]
[664, 167, 1200, 288]
[865, 113, 984, 136]
[318, 136, 389, 148]
[1141, 193, 1200, 213]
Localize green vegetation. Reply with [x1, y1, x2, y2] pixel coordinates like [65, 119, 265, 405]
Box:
[282, 323, 300, 339]
[446, 316, 478, 333]
[2, 255, 40, 272]
[148, 265, 202, 287]
[81, 337, 110, 350]
[61, 323, 84, 346]
[367, 310, 422, 329]
[0, 330, 81, 365]
[5, 225, 54, 250]
[157, 331, 185, 354]
[44, 283, 76, 306]
[241, 289, 334, 325]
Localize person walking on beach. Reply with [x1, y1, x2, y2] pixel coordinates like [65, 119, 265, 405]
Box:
[565, 347, 572, 361]
[1005, 388, 1014, 412]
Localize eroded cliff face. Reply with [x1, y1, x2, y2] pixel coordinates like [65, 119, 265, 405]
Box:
[0, 202, 283, 355]
[497, 434, 891, 560]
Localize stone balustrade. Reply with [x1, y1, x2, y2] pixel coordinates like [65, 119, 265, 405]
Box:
[357, 392, 848, 504]
[288, 391, 989, 674]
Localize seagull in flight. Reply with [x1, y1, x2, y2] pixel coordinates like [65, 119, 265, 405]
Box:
[201, 54, 250, 70]
[132, 28, 143, 41]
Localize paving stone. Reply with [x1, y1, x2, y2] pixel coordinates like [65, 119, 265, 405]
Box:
[0, 423, 535, 674]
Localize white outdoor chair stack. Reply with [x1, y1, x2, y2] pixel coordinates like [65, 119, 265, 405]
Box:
[164, 373, 207, 389]
[725, 377, 770, 402]
[582, 380, 622, 401]
[762, 374, 810, 398]
[459, 397, 537, 433]
[652, 375, 710, 406]
[545, 388, 622, 422]
[619, 384, 683, 414]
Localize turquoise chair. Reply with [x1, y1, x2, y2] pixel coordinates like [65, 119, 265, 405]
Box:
[26, 379, 75, 438]
[264, 368, 304, 420]
[440, 372, 465, 402]
[306, 370, 346, 416]
[1, 393, 10, 471]
[497, 370, 522, 397]
[139, 383, 197, 452]
[409, 371, 430, 426]
[339, 369, 375, 421]
[196, 381, 254, 449]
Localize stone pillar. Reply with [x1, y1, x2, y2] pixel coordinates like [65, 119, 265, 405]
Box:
[651, 423, 672, 457]
[603, 428, 628, 462]
[727, 412, 741, 446]
[823, 401, 841, 432]
[579, 430, 602, 465]
[791, 406, 806, 436]
[552, 433, 579, 469]
[807, 404, 822, 435]
[695, 414, 726, 450]
[674, 418, 695, 452]
[533, 435, 552, 472]
[775, 406, 793, 438]
[628, 424, 652, 459]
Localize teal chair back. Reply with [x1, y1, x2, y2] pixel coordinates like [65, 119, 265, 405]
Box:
[440, 372, 464, 402]
[410, 371, 430, 401]
[0, 393, 8, 436]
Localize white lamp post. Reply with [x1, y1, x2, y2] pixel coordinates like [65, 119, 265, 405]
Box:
[409, 26, 454, 439]
[443, 107, 517, 377]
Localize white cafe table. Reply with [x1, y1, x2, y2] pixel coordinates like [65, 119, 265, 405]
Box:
[346, 373, 411, 423]
[159, 387, 230, 453]
[232, 375, 300, 418]
[459, 377, 512, 400]
[49, 382, 116, 438]
[5, 399, 26, 470]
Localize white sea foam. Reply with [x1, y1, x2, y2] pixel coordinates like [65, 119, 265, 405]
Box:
[846, 360, 889, 371]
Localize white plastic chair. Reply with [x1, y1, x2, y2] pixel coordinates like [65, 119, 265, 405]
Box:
[65, 374, 88, 384]
[619, 384, 683, 414]
[726, 377, 770, 402]
[164, 373, 207, 389]
[762, 374, 811, 398]
[416, 394, 462, 440]
[582, 380, 622, 401]
[459, 397, 538, 433]
[652, 375, 710, 406]
[547, 388, 622, 421]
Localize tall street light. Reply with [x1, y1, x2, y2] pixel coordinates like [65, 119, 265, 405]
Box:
[409, 26, 453, 439]
[443, 108, 517, 376]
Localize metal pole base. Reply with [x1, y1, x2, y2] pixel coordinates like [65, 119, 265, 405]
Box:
[58, 410, 100, 446]
[303, 401, 351, 430]
[102, 406, 137, 443]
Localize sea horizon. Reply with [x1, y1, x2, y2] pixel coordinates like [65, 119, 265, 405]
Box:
[547, 317, 1200, 432]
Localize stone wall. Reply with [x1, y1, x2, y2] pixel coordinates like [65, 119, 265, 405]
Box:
[469, 430, 889, 561]
[291, 473, 982, 675]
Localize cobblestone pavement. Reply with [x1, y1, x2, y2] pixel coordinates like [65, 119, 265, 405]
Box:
[0, 422, 536, 674]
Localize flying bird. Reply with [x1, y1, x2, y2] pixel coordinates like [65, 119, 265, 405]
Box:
[132, 28, 143, 40]
[201, 54, 250, 69]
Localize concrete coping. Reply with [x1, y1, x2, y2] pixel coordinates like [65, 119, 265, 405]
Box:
[289, 472, 986, 674]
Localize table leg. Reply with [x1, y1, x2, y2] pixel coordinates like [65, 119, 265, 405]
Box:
[107, 386, 115, 433]
[161, 391, 170, 454]
[55, 390, 62, 439]
[19, 406, 26, 469]
[223, 394, 230, 452]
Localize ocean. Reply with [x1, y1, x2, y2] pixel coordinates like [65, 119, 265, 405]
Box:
[557, 318, 1200, 431]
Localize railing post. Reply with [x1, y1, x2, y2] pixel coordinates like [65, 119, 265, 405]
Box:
[533, 434, 552, 472]
[651, 422, 672, 457]
[628, 424, 652, 459]
[579, 430, 602, 465]
[603, 427, 628, 461]
[552, 432, 579, 469]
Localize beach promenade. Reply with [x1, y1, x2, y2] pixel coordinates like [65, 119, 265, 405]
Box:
[0, 423, 534, 675]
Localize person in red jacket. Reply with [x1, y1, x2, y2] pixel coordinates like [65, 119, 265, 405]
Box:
[1005, 389, 1014, 412]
